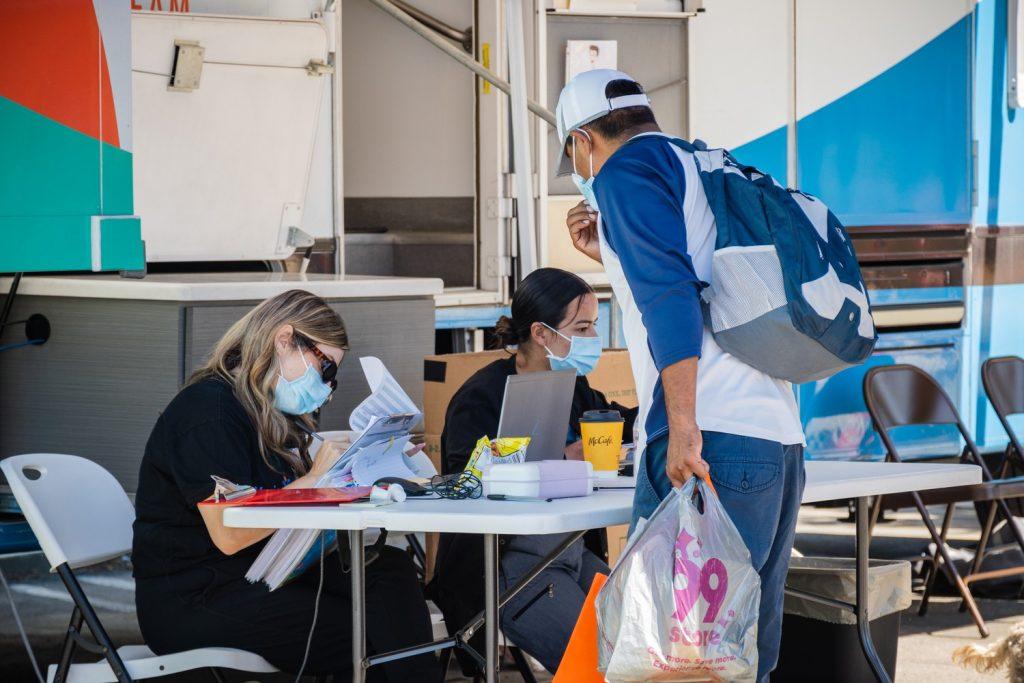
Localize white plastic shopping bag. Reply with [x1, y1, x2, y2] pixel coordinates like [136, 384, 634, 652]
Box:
[597, 476, 760, 682]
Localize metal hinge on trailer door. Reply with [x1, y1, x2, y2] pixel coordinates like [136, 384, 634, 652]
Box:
[306, 59, 335, 76]
[486, 197, 514, 219]
[502, 172, 540, 199]
[168, 40, 204, 92]
[485, 255, 512, 278]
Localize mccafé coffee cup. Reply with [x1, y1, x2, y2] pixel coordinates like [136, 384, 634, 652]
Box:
[579, 409, 624, 478]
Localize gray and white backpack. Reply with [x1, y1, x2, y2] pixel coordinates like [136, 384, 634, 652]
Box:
[670, 139, 877, 383]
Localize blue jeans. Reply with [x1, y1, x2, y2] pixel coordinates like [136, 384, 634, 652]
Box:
[633, 431, 805, 683]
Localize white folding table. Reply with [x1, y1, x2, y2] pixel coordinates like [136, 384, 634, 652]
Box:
[224, 460, 981, 683]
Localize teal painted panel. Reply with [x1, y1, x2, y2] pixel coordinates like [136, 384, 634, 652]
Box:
[0, 216, 92, 272]
[1, 96, 143, 272]
[0, 215, 144, 272]
[0, 96, 101, 217]
[101, 143, 134, 215]
[99, 217, 145, 270]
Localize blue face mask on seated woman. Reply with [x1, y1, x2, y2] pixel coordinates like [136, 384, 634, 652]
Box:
[542, 323, 602, 376]
[274, 352, 332, 415]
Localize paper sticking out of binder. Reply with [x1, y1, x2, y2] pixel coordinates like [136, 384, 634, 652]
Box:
[211, 475, 256, 502]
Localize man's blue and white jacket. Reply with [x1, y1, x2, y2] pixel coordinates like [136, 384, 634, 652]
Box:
[592, 133, 805, 457]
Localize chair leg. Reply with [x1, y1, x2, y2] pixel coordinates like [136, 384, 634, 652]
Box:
[53, 606, 84, 683]
[406, 534, 427, 567]
[908, 492, 989, 637]
[994, 497, 1024, 555]
[55, 564, 133, 683]
[920, 503, 956, 616]
[961, 501, 1000, 613]
[438, 647, 453, 683]
[868, 495, 883, 537]
[508, 646, 539, 683]
[405, 533, 427, 581]
[208, 668, 228, 683]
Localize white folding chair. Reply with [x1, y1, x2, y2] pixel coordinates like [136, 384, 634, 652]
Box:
[1, 453, 279, 683]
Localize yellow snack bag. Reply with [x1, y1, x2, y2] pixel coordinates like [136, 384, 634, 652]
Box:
[465, 435, 532, 478]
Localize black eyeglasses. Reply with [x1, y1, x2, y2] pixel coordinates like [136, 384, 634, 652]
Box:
[295, 333, 340, 392]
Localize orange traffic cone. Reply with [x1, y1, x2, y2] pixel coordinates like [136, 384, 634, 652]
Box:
[552, 573, 608, 683]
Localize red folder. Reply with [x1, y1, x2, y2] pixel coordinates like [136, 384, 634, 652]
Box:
[200, 486, 372, 507]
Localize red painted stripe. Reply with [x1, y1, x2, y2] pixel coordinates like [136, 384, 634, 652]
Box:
[0, 0, 120, 147]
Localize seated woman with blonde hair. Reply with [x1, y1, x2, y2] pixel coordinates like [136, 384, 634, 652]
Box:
[131, 289, 438, 681]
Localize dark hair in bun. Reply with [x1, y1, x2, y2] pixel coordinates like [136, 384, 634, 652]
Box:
[492, 268, 593, 348]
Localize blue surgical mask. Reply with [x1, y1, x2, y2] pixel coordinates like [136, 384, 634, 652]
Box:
[570, 132, 600, 212]
[274, 352, 332, 415]
[543, 323, 602, 376]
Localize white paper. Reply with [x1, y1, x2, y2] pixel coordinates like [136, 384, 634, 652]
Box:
[405, 450, 439, 479]
[350, 436, 419, 486]
[348, 356, 420, 431]
[333, 413, 420, 474]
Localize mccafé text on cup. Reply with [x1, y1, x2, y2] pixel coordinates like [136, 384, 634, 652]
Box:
[579, 409, 624, 479]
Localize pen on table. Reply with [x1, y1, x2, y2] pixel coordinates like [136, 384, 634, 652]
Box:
[487, 494, 553, 503]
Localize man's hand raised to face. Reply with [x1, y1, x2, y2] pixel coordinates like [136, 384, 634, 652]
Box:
[566, 200, 602, 264]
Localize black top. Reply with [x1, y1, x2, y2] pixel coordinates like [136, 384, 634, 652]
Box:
[132, 376, 290, 580]
[428, 356, 636, 644]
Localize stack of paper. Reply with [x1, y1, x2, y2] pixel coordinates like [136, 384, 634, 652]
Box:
[246, 357, 430, 590]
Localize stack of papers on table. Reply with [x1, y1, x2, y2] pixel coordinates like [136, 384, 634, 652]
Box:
[246, 357, 434, 590]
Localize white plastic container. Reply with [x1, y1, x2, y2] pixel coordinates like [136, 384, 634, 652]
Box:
[482, 460, 594, 499]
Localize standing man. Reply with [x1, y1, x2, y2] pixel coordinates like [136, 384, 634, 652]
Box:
[556, 69, 806, 682]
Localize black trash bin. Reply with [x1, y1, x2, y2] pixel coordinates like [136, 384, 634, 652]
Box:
[772, 557, 912, 682]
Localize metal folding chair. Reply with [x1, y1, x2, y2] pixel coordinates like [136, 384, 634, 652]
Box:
[863, 364, 1024, 638]
[983, 356, 1024, 476]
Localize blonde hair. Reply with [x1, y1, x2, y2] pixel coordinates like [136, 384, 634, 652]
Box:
[190, 289, 349, 476]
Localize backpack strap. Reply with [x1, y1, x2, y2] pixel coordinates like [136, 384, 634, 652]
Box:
[667, 137, 699, 154]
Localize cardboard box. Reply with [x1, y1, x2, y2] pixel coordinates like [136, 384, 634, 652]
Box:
[422, 350, 507, 436]
[421, 348, 637, 581]
[606, 524, 631, 567]
[586, 348, 638, 410]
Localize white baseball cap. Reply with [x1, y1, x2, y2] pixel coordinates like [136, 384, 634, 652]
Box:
[554, 69, 652, 176]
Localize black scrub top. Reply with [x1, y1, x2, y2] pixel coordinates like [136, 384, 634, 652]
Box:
[132, 376, 290, 580]
[428, 355, 637, 643]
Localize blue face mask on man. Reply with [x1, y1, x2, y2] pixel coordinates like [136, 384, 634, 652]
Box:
[274, 351, 332, 415]
[570, 131, 600, 212]
[542, 323, 602, 376]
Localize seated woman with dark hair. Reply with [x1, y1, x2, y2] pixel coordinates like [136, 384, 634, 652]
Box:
[429, 267, 636, 675]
